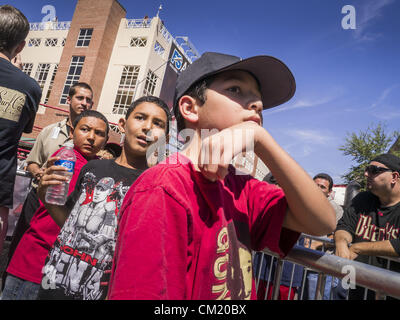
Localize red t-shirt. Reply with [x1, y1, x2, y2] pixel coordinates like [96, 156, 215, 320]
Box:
[7, 147, 89, 284]
[108, 153, 299, 300]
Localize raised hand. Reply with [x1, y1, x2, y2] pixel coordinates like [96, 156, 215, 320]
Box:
[198, 121, 260, 181]
[37, 156, 68, 203]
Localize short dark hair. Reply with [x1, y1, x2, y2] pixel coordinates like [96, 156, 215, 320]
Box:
[0, 5, 29, 52]
[104, 143, 122, 158]
[313, 173, 333, 191]
[73, 110, 109, 137]
[125, 95, 171, 134]
[174, 76, 216, 133]
[68, 82, 93, 98]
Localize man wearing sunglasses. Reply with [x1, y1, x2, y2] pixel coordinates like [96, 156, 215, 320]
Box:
[335, 153, 400, 300]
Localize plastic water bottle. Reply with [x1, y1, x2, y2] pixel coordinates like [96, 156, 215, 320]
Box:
[45, 142, 76, 205]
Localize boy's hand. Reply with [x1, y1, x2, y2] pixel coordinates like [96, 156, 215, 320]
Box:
[37, 156, 69, 203]
[198, 121, 260, 181]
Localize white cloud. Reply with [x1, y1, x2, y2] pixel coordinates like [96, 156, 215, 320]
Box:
[370, 84, 400, 109]
[282, 142, 313, 159]
[353, 0, 395, 42]
[266, 90, 343, 115]
[371, 110, 400, 120]
[369, 83, 400, 119]
[285, 129, 334, 145]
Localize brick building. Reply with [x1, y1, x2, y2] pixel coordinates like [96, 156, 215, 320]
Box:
[20, 0, 198, 144]
[19, 0, 269, 179]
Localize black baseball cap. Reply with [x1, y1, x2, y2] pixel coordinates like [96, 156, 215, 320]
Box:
[173, 52, 296, 116]
[371, 153, 400, 173]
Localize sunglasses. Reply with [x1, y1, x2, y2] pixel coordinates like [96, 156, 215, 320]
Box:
[365, 165, 393, 175]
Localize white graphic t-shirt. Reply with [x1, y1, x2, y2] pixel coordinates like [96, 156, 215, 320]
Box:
[39, 159, 144, 300]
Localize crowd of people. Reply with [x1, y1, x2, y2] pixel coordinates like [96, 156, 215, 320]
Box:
[0, 4, 399, 300]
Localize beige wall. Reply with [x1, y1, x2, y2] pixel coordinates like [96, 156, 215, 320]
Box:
[97, 17, 172, 124]
[20, 16, 194, 141]
[20, 28, 68, 114]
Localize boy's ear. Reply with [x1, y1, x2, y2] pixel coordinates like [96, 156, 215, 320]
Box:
[179, 95, 199, 126]
[118, 117, 126, 134]
[14, 40, 25, 56]
[69, 126, 74, 139]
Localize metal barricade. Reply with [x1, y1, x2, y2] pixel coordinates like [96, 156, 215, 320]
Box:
[254, 234, 400, 300]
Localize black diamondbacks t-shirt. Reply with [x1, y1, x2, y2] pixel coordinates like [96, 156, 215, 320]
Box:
[38, 159, 145, 300]
[0, 57, 41, 208]
[336, 191, 400, 272]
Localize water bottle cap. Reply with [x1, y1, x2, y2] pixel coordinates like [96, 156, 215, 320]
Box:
[64, 141, 74, 148]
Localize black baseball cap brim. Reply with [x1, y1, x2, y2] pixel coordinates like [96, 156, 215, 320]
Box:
[173, 52, 296, 114]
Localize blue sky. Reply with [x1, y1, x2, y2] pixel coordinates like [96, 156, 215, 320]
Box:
[12, 0, 400, 183]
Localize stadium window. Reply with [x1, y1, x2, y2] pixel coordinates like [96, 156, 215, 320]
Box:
[112, 65, 140, 115]
[28, 38, 41, 47]
[59, 56, 85, 104]
[130, 37, 147, 47]
[22, 63, 33, 76]
[143, 70, 158, 96]
[45, 38, 58, 47]
[76, 28, 93, 47]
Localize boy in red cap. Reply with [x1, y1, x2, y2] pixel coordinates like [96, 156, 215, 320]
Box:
[108, 52, 336, 300]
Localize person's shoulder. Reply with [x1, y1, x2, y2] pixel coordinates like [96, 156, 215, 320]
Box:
[135, 158, 188, 190]
[127, 154, 192, 197]
[329, 198, 343, 209]
[86, 158, 108, 167]
[9, 66, 41, 94]
[84, 158, 144, 177]
[350, 191, 378, 209]
[38, 120, 64, 135]
[353, 191, 375, 201]
[79, 158, 104, 172]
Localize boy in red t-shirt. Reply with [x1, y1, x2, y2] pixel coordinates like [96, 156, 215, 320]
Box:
[108, 52, 337, 300]
[2, 110, 109, 299]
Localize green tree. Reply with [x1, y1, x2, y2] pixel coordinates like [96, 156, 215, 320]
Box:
[339, 122, 400, 188]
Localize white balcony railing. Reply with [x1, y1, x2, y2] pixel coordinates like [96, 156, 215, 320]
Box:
[125, 18, 152, 29]
[29, 21, 71, 31]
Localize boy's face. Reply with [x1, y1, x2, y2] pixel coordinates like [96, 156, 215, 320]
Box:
[196, 70, 263, 131]
[119, 102, 168, 156]
[314, 178, 331, 198]
[67, 87, 93, 117]
[72, 116, 108, 159]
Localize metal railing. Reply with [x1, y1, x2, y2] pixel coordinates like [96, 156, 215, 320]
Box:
[254, 235, 400, 300]
[125, 18, 152, 29]
[29, 21, 71, 31]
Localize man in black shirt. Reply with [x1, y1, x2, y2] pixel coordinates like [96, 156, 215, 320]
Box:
[335, 153, 400, 299]
[0, 5, 41, 254]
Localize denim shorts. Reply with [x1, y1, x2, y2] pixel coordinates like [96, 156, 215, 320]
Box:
[1, 274, 40, 300]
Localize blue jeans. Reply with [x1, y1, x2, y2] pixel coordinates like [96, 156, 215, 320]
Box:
[1, 274, 40, 300]
[305, 271, 339, 300]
